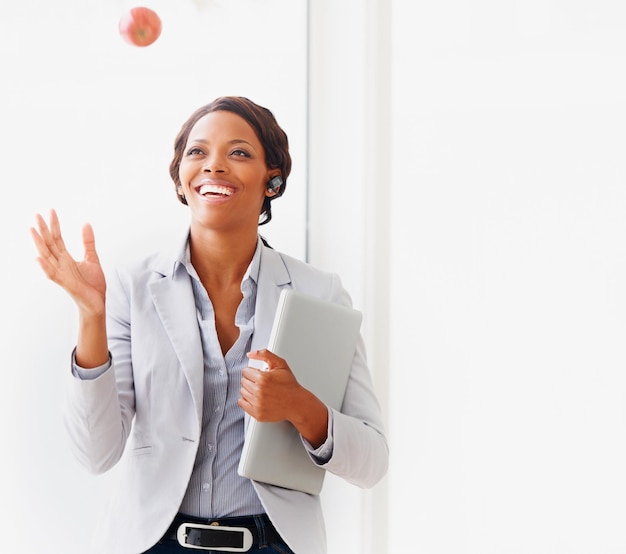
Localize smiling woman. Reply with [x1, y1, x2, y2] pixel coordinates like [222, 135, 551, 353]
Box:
[30, 96, 388, 554]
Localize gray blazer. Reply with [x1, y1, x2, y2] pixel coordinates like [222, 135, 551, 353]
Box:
[64, 234, 389, 554]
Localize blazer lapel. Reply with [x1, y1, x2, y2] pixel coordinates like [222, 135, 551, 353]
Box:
[250, 245, 292, 353]
[148, 248, 205, 430]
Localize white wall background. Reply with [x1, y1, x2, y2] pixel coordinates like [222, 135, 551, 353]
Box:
[310, 0, 626, 553]
[390, 2, 626, 552]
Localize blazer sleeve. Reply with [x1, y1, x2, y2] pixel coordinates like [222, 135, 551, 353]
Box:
[63, 267, 136, 475]
[312, 273, 389, 488]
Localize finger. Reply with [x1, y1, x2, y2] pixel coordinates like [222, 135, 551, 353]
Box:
[82, 223, 100, 263]
[239, 383, 264, 414]
[48, 209, 68, 254]
[241, 366, 261, 381]
[239, 382, 253, 400]
[237, 396, 254, 416]
[49, 208, 60, 234]
[31, 227, 61, 278]
[34, 213, 51, 242]
[246, 348, 286, 370]
[30, 225, 48, 256]
[238, 383, 255, 409]
[30, 224, 59, 270]
[240, 370, 263, 395]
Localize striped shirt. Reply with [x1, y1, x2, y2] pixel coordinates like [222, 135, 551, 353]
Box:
[177, 238, 265, 517]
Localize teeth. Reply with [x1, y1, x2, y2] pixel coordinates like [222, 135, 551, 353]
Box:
[199, 184, 233, 196]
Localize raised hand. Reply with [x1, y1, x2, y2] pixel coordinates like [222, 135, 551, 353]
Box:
[31, 209, 106, 317]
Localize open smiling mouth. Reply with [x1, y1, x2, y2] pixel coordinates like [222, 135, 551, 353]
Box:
[197, 183, 234, 198]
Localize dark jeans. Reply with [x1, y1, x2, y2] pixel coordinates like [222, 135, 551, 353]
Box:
[144, 539, 294, 553]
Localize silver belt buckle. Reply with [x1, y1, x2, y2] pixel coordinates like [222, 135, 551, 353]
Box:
[176, 522, 253, 552]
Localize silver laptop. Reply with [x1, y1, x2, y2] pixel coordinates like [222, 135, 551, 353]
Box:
[238, 289, 363, 495]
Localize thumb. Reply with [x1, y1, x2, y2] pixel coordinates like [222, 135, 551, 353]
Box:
[247, 349, 286, 371]
[82, 223, 100, 262]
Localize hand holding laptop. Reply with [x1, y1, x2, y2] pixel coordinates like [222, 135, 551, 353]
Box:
[239, 348, 330, 449]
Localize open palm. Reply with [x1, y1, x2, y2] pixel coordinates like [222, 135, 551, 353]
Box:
[31, 209, 106, 315]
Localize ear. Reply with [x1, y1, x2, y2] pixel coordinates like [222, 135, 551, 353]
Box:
[265, 174, 283, 196]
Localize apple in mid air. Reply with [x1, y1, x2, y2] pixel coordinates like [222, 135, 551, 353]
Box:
[118, 7, 162, 47]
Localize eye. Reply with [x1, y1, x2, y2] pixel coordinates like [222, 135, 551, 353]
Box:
[185, 147, 204, 156]
[231, 148, 251, 158]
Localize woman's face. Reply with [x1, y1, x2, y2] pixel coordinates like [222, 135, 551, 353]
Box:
[178, 110, 275, 233]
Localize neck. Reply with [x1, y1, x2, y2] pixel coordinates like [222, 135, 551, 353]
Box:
[188, 225, 258, 289]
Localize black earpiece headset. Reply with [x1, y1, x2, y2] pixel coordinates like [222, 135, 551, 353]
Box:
[267, 175, 283, 194]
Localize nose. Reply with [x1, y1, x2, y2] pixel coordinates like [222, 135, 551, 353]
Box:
[202, 155, 227, 174]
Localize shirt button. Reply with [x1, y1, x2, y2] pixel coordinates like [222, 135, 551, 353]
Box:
[202, 483, 210, 491]
[208, 444, 214, 451]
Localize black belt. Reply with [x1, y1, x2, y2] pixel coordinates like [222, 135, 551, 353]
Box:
[164, 513, 281, 552]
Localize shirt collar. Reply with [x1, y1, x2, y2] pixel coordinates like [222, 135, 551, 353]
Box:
[173, 236, 263, 286]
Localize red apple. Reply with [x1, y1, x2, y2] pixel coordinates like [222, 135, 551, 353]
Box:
[118, 7, 162, 47]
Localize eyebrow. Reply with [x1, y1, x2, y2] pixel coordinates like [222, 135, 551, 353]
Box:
[189, 138, 255, 147]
